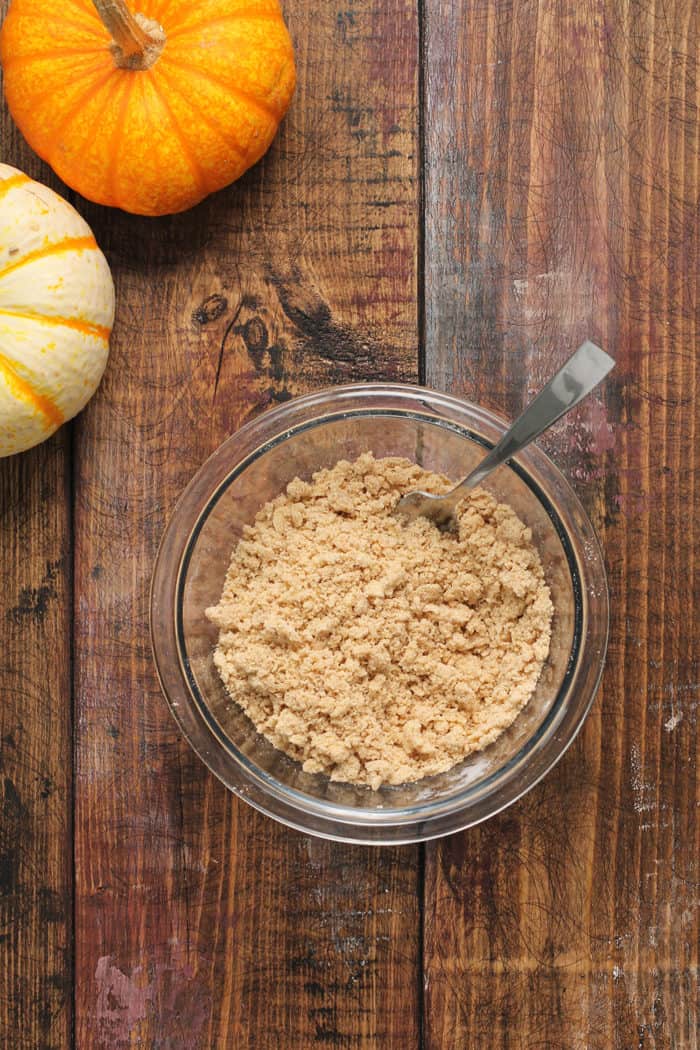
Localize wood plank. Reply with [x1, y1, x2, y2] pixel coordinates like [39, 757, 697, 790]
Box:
[0, 443, 72, 1050]
[72, 0, 421, 1047]
[422, 0, 699, 1047]
[0, 82, 73, 1050]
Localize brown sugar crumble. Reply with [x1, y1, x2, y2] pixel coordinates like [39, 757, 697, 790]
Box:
[206, 453, 553, 790]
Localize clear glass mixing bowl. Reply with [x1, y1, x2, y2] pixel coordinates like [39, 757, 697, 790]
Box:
[150, 384, 608, 843]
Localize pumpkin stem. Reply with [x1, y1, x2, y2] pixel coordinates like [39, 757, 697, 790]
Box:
[92, 0, 165, 70]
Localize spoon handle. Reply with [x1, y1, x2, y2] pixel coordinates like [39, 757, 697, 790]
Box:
[456, 340, 615, 493]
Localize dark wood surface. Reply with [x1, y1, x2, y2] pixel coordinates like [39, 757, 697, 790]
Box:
[0, 118, 75, 1050]
[0, 1, 697, 1048]
[423, 3, 699, 1048]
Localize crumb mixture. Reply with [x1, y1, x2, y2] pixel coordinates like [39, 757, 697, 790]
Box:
[207, 453, 553, 789]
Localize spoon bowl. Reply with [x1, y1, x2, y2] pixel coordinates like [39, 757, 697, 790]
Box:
[396, 340, 615, 529]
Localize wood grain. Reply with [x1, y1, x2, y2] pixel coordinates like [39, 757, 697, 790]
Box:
[0, 66, 74, 1049]
[68, 1, 421, 1047]
[423, 1, 699, 1047]
[0, 438, 72, 1050]
[2, 0, 698, 1045]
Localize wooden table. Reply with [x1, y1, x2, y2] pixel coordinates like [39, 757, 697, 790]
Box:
[1, 1, 698, 1047]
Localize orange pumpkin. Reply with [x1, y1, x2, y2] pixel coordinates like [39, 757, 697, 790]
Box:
[0, 0, 296, 215]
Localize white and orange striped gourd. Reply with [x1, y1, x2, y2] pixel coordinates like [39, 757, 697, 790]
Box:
[0, 164, 115, 456]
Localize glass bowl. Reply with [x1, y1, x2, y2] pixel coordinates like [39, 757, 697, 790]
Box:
[150, 383, 608, 843]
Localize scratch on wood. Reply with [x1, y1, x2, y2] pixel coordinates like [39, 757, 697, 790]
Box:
[212, 299, 243, 403]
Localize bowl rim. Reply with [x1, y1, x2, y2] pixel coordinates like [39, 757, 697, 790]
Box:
[150, 381, 609, 843]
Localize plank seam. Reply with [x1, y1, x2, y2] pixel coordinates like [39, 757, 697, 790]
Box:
[69, 420, 77, 1050]
[418, 843, 426, 1050]
[418, 0, 427, 1041]
[417, 0, 427, 388]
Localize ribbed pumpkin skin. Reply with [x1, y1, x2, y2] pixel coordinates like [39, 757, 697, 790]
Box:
[0, 164, 115, 456]
[0, 0, 296, 216]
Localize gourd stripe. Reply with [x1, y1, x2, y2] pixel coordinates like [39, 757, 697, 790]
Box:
[65, 0, 95, 12]
[46, 66, 119, 155]
[4, 12, 99, 38]
[147, 77, 210, 194]
[166, 10, 290, 41]
[0, 309, 110, 341]
[150, 0, 182, 26]
[0, 351, 64, 428]
[58, 0, 104, 24]
[161, 56, 281, 122]
[107, 75, 136, 208]
[0, 174, 30, 201]
[1, 47, 104, 71]
[152, 64, 247, 161]
[15, 62, 117, 142]
[0, 237, 98, 282]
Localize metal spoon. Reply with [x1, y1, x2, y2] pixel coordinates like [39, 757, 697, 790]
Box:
[396, 340, 615, 529]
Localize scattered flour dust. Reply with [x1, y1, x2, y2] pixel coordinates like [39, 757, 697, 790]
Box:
[207, 453, 553, 789]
